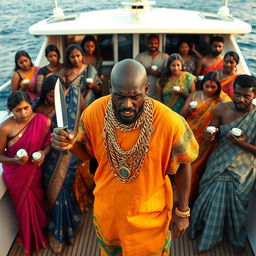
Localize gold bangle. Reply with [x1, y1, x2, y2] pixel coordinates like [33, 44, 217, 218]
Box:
[175, 207, 190, 218]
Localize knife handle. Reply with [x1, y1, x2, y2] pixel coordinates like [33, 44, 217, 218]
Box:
[62, 127, 69, 155]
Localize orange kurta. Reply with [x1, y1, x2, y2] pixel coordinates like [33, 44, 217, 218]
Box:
[77, 96, 198, 256]
[185, 91, 231, 201]
[73, 161, 94, 212]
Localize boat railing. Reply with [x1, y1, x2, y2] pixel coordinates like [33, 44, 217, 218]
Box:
[0, 80, 11, 93]
[35, 37, 49, 67]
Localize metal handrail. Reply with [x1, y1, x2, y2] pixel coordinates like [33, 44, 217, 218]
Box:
[0, 80, 10, 93]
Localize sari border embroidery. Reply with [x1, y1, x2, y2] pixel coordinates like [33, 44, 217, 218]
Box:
[47, 88, 81, 208]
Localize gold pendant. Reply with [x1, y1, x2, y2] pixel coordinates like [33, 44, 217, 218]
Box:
[18, 133, 22, 138]
[119, 166, 131, 179]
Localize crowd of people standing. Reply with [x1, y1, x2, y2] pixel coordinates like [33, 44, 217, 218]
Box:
[0, 33, 255, 256]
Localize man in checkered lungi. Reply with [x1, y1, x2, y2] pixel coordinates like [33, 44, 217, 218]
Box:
[190, 74, 256, 253]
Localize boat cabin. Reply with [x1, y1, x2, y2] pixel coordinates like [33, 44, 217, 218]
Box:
[29, 2, 251, 87]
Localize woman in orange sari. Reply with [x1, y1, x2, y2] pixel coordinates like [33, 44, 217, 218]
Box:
[180, 71, 231, 202]
[11, 51, 39, 102]
[217, 51, 240, 98]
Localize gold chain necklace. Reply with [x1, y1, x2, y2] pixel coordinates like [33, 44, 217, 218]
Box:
[18, 68, 32, 78]
[15, 116, 32, 138]
[15, 119, 23, 138]
[104, 97, 154, 183]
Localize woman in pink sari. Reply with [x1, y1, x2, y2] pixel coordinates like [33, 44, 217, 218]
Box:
[0, 91, 52, 255]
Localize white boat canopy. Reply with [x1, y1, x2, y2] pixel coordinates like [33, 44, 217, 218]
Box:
[29, 6, 251, 36]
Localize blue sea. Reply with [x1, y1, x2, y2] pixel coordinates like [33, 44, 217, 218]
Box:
[0, 0, 255, 110]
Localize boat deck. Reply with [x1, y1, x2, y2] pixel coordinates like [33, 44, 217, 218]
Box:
[8, 208, 254, 256]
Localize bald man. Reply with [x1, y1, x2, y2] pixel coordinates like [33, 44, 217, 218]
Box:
[52, 59, 198, 256]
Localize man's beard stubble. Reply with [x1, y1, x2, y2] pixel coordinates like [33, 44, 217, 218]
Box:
[112, 102, 144, 125]
[211, 50, 221, 57]
[234, 101, 252, 112]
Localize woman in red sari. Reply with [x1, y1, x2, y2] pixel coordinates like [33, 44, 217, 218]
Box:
[0, 91, 52, 255]
[217, 51, 240, 98]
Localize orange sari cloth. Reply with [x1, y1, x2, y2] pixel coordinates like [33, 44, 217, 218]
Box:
[18, 66, 39, 102]
[201, 59, 224, 75]
[221, 74, 238, 98]
[77, 96, 198, 256]
[73, 161, 94, 212]
[185, 91, 231, 200]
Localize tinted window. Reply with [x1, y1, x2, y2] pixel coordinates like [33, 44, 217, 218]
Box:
[118, 34, 133, 60]
[139, 34, 149, 53]
[165, 35, 180, 55]
[165, 34, 208, 55]
[98, 35, 114, 61]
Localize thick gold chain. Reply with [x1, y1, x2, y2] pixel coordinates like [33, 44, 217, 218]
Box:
[104, 97, 153, 183]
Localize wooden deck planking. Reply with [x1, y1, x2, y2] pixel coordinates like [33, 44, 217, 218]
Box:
[8, 208, 254, 256]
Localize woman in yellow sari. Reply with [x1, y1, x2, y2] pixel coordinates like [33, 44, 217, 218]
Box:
[217, 51, 240, 98]
[180, 71, 231, 202]
[158, 53, 196, 112]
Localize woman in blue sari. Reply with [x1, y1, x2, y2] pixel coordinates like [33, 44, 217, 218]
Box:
[63, 44, 102, 107]
[34, 75, 84, 254]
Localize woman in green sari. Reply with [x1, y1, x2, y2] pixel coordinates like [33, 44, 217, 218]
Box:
[158, 53, 196, 112]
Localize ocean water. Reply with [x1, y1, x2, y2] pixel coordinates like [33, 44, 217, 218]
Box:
[0, 0, 255, 110]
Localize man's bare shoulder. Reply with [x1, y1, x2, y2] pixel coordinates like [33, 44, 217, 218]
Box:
[198, 55, 208, 63]
[203, 54, 217, 62]
[215, 101, 233, 115]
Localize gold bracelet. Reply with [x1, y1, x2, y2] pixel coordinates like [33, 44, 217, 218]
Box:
[175, 207, 190, 218]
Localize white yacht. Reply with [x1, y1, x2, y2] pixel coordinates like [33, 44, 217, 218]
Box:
[0, 0, 255, 255]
